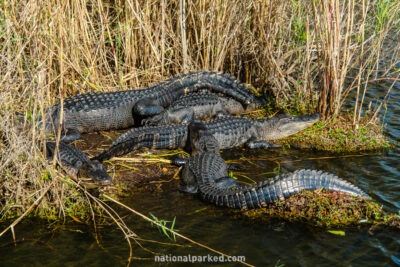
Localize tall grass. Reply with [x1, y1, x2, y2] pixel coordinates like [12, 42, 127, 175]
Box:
[0, 0, 399, 218]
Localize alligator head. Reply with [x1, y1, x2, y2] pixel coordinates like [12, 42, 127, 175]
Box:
[256, 113, 321, 140]
[77, 160, 112, 186]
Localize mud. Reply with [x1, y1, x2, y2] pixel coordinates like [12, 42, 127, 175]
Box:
[73, 130, 182, 194]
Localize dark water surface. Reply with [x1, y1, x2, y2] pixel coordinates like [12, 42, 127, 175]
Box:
[1, 81, 399, 266]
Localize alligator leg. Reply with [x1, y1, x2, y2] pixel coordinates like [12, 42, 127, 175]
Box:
[214, 176, 241, 189]
[245, 140, 281, 149]
[173, 157, 200, 194]
[142, 113, 166, 126]
[143, 107, 194, 126]
[226, 164, 243, 171]
[180, 109, 194, 125]
[179, 163, 199, 194]
[172, 157, 189, 166]
[179, 184, 199, 194]
[133, 98, 165, 117]
[60, 128, 82, 143]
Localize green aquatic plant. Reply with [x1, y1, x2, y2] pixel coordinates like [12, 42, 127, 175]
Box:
[149, 213, 178, 242]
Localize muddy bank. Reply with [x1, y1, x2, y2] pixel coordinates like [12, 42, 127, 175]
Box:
[74, 131, 182, 194]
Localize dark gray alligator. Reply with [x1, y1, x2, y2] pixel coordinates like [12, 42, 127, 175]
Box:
[142, 91, 247, 126]
[174, 151, 367, 210]
[93, 113, 321, 161]
[46, 141, 112, 186]
[174, 123, 367, 209]
[42, 72, 265, 142]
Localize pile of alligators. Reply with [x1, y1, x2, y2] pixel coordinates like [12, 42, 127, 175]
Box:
[42, 71, 367, 210]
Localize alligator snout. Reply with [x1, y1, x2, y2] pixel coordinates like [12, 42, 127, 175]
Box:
[83, 161, 112, 185]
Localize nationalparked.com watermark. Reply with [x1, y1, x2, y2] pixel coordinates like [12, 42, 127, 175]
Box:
[154, 254, 246, 263]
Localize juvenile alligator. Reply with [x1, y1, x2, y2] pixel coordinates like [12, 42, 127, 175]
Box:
[46, 141, 112, 186]
[142, 91, 247, 126]
[93, 113, 321, 161]
[174, 151, 367, 210]
[42, 72, 265, 142]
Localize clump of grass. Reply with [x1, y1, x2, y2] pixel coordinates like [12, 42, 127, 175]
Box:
[240, 190, 400, 229]
[149, 212, 177, 241]
[279, 113, 392, 152]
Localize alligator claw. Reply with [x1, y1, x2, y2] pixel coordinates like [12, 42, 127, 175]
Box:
[60, 128, 81, 143]
[142, 115, 164, 126]
[226, 164, 243, 171]
[172, 157, 188, 166]
[246, 140, 281, 149]
[179, 185, 198, 194]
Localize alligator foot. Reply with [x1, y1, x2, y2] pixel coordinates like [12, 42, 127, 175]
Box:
[60, 128, 82, 143]
[226, 164, 243, 171]
[142, 114, 164, 126]
[143, 108, 194, 126]
[179, 184, 198, 194]
[245, 140, 281, 149]
[133, 98, 165, 117]
[172, 157, 188, 166]
[214, 177, 241, 189]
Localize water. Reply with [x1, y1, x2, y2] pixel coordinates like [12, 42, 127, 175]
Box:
[1, 82, 399, 266]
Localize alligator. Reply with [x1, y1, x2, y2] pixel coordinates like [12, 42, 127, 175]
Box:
[42, 71, 265, 142]
[93, 113, 321, 162]
[45, 141, 112, 186]
[174, 151, 367, 210]
[172, 123, 367, 209]
[142, 91, 248, 126]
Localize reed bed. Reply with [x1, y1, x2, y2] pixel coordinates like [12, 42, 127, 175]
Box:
[0, 0, 399, 237]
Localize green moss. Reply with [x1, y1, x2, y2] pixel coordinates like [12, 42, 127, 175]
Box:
[235, 190, 400, 229]
[277, 114, 392, 152]
[244, 107, 391, 153]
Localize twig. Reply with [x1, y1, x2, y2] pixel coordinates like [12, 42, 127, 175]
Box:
[67, 181, 135, 266]
[180, 0, 189, 71]
[103, 194, 254, 267]
[0, 179, 56, 239]
[109, 157, 172, 164]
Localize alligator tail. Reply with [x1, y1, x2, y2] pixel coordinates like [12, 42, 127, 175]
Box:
[93, 124, 188, 162]
[196, 72, 266, 105]
[165, 72, 265, 105]
[199, 169, 367, 210]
